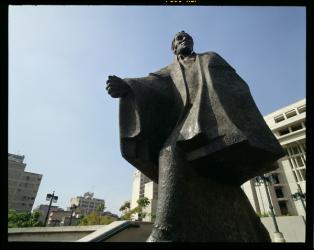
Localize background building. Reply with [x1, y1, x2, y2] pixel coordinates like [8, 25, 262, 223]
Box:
[69, 192, 105, 215]
[34, 204, 63, 224]
[242, 98, 306, 218]
[47, 210, 75, 226]
[142, 181, 158, 222]
[8, 153, 42, 212]
[130, 170, 158, 222]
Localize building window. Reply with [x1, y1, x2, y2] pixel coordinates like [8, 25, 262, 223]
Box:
[300, 169, 306, 181]
[271, 174, 280, 184]
[295, 170, 302, 182]
[295, 156, 304, 167]
[292, 146, 300, 155]
[291, 123, 303, 132]
[286, 143, 306, 183]
[292, 171, 298, 182]
[285, 110, 297, 119]
[297, 105, 306, 114]
[274, 114, 285, 123]
[274, 187, 284, 198]
[278, 201, 289, 215]
[301, 143, 306, 152]
[278, 128, 290, 136]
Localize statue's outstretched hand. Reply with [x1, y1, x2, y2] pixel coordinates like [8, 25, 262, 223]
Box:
[106, 75, 131, 98]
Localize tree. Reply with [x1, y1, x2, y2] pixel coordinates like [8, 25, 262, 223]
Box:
[119, 200, 132, 220]
[8, 209, 43, 228]
[137, 197, 150, 208]
[78, 212, 116, 226]
[136, 197, 150, 221]
[95, 204, 105, 214]
[120, 197, 150, 221]
[120, 208, 136, 220]
[119, 201, 130, 213]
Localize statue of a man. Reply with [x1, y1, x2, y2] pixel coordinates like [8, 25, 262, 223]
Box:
[105, 31, 284, 242]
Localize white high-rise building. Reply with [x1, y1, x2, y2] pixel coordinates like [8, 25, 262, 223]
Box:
[242, 98, 306, 218]
[130, 170, 158, 222]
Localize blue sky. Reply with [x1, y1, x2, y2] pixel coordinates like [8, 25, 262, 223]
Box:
[9, 6, 306, 215]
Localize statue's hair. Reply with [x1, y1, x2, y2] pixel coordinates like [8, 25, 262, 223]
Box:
[171, 31, 193, 54]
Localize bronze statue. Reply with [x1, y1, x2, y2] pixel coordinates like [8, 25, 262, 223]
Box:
[105, 31, 285, 242]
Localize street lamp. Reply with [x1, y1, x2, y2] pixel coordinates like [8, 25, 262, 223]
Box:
[44, 191, 58, 226]
[291, 183, 306, 213]
[254, 174, 285, 242]
[69, 204, 77, 226]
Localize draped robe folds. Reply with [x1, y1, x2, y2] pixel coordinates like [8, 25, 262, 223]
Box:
[119, 51, 285, 185]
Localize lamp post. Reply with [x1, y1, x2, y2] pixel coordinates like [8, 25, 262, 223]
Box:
[255, 175, 285, 242]
[44, 191, 58, 227]
[291, 183, 306, 213]
[69, 204, 77, 226]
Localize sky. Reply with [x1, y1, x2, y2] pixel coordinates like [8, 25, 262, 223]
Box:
[9, 6, 306, 215]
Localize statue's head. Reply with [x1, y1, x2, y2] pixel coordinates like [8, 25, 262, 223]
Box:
[171, 31, 194, 56]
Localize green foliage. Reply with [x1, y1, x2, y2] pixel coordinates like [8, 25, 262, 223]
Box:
[95, 204, 106, 213]
[78, 212, 116, 226]
[136, 197, 150, 220]
[119, 200, 132, 220]
[120, 208, 136, 220]
[75, 214, 85, 225]
[8, 209, 43, 228]
[137, 197, 150, 208]
[257, 212, 270, 217]
[119, 197, 150, 221]
[119, 201, 131, 212]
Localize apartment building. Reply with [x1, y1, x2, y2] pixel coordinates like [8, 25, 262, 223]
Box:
[8, 153, 42, 212]
[69, 192, 105, 215]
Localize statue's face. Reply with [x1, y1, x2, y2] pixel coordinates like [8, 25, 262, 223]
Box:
[173, 32, 194, 55]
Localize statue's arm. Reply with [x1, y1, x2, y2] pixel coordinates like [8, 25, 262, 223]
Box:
[118, 66, 174, 183]
[117, 66, 173, 138]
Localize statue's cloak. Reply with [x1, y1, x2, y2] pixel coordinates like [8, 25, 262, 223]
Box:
[119, 52, 285, 185]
